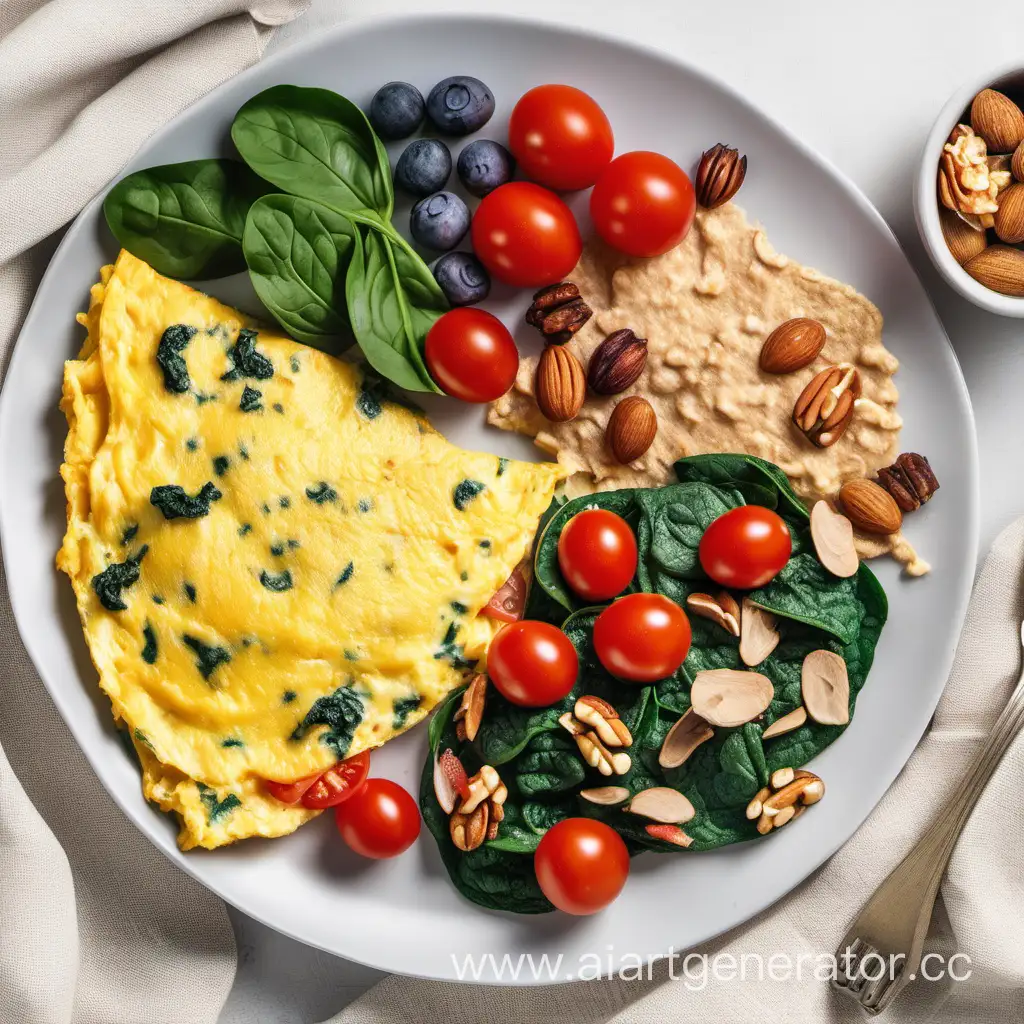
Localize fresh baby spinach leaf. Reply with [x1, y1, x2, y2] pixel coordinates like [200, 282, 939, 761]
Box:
[104, 159, 269, 279]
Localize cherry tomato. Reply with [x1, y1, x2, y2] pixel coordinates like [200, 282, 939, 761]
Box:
[264, 771, 320, 805]
[534, 818, 629, 915]
[487, 620, 578, 707]
[335, 778, 421, 859]
[557, 509, 637, 602]
[300, 751, 371, 810]
[699, 505, 792, 589]
[425, 308, 518, 403]
[484, 560, 529, 622]
[471, 182, 582, 288]
[590, 151, 696, 257]
[593, 593, 692, 682]
[508, 84, 614, 192]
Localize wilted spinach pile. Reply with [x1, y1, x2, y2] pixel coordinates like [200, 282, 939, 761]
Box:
[420, 454, 888, 914]
[104, 85, 446, 393]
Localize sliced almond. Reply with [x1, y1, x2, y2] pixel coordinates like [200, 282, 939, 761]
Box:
[686, 591, 740, 636]
[627, 786, 696, 824]
[801, 649, 850, 725]
[659, 708, 714, 769]
[739, 599, 779, 666]
[454, 673, 487, 743]
[690, 668, 774, 728]
[579, 785, 630, 806]
[762, 706, 808, 739]
[810, 500, 859, 578]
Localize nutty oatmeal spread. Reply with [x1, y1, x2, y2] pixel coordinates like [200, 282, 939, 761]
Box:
[489, 204, 929, 575]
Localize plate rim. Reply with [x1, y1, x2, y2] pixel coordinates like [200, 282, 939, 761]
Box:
[0, 9, 980, 985]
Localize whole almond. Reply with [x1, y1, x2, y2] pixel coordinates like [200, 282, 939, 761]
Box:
[964, 245, 1024, 297]
[940, 207, 988, 265]
[607, 396, 657, 464]
[994, 182, 1024, 244]
[535, 345, 585, 422]
[1013, 140, 1024, 182]
[971, 88, 1024, 154]
[759, 318, 826, 374]
[838, 479, 903, 535]
[587, 328, 648, 395]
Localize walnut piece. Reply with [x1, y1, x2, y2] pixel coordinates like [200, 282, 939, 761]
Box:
[939, 124, 1012, 229]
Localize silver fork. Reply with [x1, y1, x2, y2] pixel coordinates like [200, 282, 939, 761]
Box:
[832, 619, 1024, 1014]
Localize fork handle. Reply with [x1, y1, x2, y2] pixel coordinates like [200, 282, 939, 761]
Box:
[836, 671, 1024, 1012]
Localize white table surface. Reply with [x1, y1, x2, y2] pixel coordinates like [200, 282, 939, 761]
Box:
[221, 1, 1024, 1019]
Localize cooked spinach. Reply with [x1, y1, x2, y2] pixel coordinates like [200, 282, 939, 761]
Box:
[334, 561, 354, 588]
[452, 479, 485, 511]
[121, 524, 139, 545]
[182, 635, 231, 681]
[141, 623, 158, 664]
[92, 546, 148, 612]
[356, 383, 383, 420]
[291, 684, 366, 758]
[156, 324, 197, 394]
[183, 582, 197, 604]
[421, 455, 890, 907]
[212, 455, 230, 477]
[433, 621, 475, 669]
[239, 386, 263, 412]
[305, 481, 337, 504]
[221, 738, 244, 749]
[150, 481, 222, 520]
[197, 784, 242, 824]
[104, 159, 269, 279]
[244, 195, 355, 348]
[392, 694, 422, 730]
[221, 328, 274, 381]
[259, 569, 293, 592]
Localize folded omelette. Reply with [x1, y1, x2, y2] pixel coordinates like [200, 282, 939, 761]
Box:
[58, 251, 564, 850]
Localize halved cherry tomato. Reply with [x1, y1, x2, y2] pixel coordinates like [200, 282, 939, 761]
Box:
[593, 593, 692, 683]
[534, 818, 629, 915]
[425, 308, 519, 403]
[484, 560, 529, 622]
[335, 778, 421, 859]
[487, 620, 578, 707]
[472, 182, 582, 288]
[590, 151, 696, 257]
[508, 84, 614, 191]
[264, 771, 320, 806]
[698, 505, 792, 589]
[300, 751, 371, 810]
[557, 509, 637, 602]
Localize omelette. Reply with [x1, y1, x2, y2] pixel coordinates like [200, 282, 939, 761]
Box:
[58, 251, 564, 850]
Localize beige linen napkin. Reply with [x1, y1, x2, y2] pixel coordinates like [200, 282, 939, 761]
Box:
[328, 521, 1024, 1023]
[0, 3, 308, 1022]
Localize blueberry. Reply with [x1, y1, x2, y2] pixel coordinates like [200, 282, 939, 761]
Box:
[368, 82, 425, 140]
[433, 252, 491, 306]
[410, 191, 471, 251]
[457, 140, 515, 198]
[426, 76, 495, 136]
[394, 139, 452, 198]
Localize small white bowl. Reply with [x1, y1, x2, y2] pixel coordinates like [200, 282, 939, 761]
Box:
[915, 63, 1024, 317]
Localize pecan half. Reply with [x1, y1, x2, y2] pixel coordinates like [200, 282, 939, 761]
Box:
[696, 144, 747, 209]
[525, 282, 593, 344]
[587, 328, 648, 395]
[876, 453, 939, 513]
[792, 364, 861, 448]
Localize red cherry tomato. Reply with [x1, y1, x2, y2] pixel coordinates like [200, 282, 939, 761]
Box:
[534, 818, 629, 915]
[264, 771, 321, 805]
[557, 509, 638, 602]
[425, 308, 519, 403]
[508, 84, 614, 192]
[335, 778, 421, 859]
[471, 182, 582, 288]
[487, 620, 578, 707]
[300, 751, 371, 810]
[593, 593, 692, 682]
[590, 151, 696, 257]
[484, 560, 529, 622]
[698, 505, 792, 589]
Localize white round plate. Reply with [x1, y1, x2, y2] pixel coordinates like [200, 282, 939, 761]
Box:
[0, 13, 977, 983]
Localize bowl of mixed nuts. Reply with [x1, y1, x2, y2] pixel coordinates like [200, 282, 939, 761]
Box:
[915, 63, 1024, 316]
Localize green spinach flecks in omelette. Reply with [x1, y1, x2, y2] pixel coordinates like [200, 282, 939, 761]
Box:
[334, 562, 355, 588]
[150, 482, 222, 520]
[291, 686, 366, 758]
[156, 324, 196, 393]
[239, 386, 263, 412]
[121, 523, 139, 545]
[453, 479, 486, 511]
[221, 328, 274, 382]
[141, 623, 158, 664]
[259, 569, 293, 592]
[91, 545, 148, 612]
[182, 635, 231, 681]
[392, 695, 422, 730]
[197, 784, 242, 824]
[305, 482, 337, 504]
[212, 455, 230, 476]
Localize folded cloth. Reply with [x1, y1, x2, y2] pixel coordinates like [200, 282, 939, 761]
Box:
[0, 3, 308, 1022]
[325, 519, 1024, 1023]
